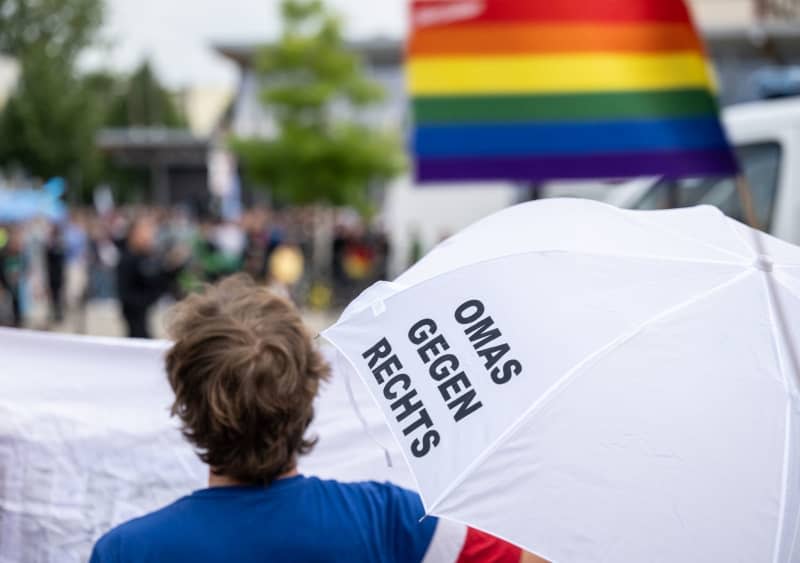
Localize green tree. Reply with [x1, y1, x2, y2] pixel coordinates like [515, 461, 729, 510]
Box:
[0, 47, 103, 194]
[95, 61, 186, 202]
[0, 0, 104, 197]
[232, 0, 405, 212]
[0, 0, 104, 60]
[106, 61, 185, 128]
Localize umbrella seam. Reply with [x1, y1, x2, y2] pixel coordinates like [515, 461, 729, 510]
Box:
[760, 274, 800, 563]
[424, 268, 755, 517]
[773, 404, 794, 563]
[724, 217, 800, 272]
[791, 490, 800, 563]
[768, 276, 800, 397]
[723, 215, 761, 260]
[338, 351, 394, 469]
[318, 336, 429, 501]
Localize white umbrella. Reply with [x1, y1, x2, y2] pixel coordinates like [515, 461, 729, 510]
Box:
[323, 199, 800, 563]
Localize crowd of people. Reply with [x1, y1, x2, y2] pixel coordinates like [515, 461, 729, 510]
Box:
[0, 206, 393, 337]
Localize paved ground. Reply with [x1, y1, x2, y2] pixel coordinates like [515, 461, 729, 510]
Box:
[23, 299, 338, 340]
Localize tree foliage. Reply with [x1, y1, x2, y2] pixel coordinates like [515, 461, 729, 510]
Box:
[99, 62, 185, 202]
[0, 48, 103, 192]
[106, 61, 185, 128]
[0, 0, 104, 195]
[0, 0, 104, 60]
[232, 0, 405, 211]
[0, 0, 182, 200]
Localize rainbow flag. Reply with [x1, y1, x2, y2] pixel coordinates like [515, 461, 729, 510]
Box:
[408, 0, 739, 183]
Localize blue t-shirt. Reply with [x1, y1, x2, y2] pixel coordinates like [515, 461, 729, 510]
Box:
[90, 476, 438, 563]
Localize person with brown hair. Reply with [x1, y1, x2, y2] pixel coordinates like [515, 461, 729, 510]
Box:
[90, 275, 545, 563]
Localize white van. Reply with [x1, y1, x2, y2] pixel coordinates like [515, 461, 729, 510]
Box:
[603, 97, 799, 243]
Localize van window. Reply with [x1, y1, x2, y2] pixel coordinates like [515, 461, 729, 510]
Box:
[633, 142, 782, 229]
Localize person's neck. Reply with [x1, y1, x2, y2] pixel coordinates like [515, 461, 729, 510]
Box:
[208, 468, 299, 488]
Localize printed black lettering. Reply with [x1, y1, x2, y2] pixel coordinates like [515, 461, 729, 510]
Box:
[447, 389, 483, 423]
[391, 389, 424, 422]
[409, 318, 437, 345]
[362, 338, 392, 369]
[401, 407, 434, 436]
[361, 336, 442, 457]
[455, 299, 485, 324]
[464, 316, 502, 349]
[478, 343, 510, 370]
[437, 371, 471, 402]
[411, 430, 441, 458]
[383, 373, 411, 400]
[491, 359, 523, 385]
[429, 353, 460, 381]
[373, 355, 402, 384]
[417, 334, 450, 363]
[454, 299, 524, 387]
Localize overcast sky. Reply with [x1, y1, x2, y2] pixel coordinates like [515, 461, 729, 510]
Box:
[82, 0, 408, 89]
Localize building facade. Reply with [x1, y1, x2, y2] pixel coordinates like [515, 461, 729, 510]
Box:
[215, 22, 800, 141]
[691, 0, 755, 26]
[690, 0, 800, 24]
[214, 12, 800, 274]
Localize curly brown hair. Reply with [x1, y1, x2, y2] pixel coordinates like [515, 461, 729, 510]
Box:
[165, 275, 330, 485]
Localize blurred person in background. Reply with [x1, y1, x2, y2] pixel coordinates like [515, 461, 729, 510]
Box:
[0, 225, 11, 325]
[90, 275, 546, 563]
[63, 212, 91, 333]
[194, 218, 241, 284]
[0, 226, 28, 328]
[45, 223, 66, 324]
[86, 217, 120, 301]
[116, 215, 187, 338]
[242, 209, 270, 282]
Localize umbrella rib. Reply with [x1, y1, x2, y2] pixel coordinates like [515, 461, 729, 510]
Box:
[768, 277, 800, 396]
[760, 275, 800, 563]
[424, 268, 755, 517]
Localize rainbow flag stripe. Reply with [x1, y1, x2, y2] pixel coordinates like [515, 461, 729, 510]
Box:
[408, 0, 738, 183]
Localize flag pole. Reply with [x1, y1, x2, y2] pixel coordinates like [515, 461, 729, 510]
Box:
[735, 175, 760, 230]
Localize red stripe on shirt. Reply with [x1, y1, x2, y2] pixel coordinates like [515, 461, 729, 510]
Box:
[456, 527, 521, 563]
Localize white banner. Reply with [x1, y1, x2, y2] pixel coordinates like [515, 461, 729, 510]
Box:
[0, 328, 409, 563]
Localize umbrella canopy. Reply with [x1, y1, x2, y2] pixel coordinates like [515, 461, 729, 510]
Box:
[323, 199, 800, 563]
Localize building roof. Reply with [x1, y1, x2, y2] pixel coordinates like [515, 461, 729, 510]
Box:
[214, 37, 403, 68]
[97, 128, 209, 150]
[97, 128, 210, 167]
[214, 25, 800, 69]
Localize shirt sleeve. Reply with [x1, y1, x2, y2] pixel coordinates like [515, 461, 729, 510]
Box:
[421, 518, 522, 563]
[454, 527, 522, 563]
[89, 531, 120, 563]
[381, 483, 522, 563]
[381, 484, 438, 563]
